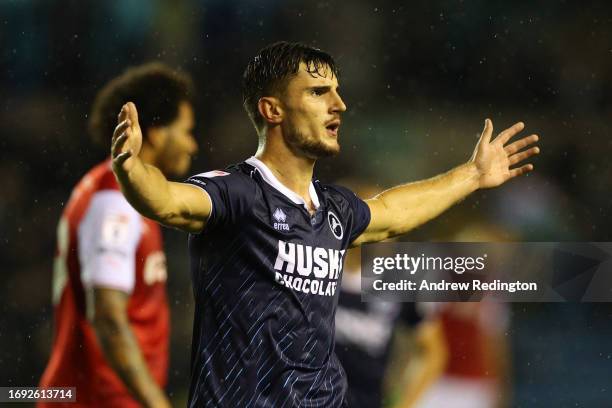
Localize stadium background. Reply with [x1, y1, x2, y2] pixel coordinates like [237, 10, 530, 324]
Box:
[1, 0, 611, 406]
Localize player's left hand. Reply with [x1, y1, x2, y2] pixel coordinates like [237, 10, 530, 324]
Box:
[470, 119, 540, 189]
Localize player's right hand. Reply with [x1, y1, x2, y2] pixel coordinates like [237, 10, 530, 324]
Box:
[112, 102, 143, 174]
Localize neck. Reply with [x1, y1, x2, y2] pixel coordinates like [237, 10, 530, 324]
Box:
[255, 129, 316, 210]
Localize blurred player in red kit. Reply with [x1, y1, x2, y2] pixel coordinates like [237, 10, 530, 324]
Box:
[38, 63, 197, 408]
[415, 224, 513, 408]
[415, 301, 510, 408]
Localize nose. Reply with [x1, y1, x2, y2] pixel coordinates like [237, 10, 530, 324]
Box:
[331, 90, 347, 113]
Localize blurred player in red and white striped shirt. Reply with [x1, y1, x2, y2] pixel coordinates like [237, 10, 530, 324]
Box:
[39, 63, 197, 408]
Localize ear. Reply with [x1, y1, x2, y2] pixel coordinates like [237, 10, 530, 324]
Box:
[257, 97, 283, 126]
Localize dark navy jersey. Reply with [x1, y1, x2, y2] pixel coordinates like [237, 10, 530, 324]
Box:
[185, 157, 371, 408]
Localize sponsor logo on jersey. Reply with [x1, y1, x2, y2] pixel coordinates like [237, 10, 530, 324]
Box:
[101, 213, 131, 246]
[272, 208, 290, 231]
[189, 170, 230, 187]
[144, 251, 168, 285]
[195, 170, 230, 178]
[189, 178, 207, 187]
[327, 211, 343, 240]
[273, 240, 345, 296]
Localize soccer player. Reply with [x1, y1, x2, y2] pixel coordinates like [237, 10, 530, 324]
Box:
[110, 42, 539, 407]
[39, 63, 197, 408]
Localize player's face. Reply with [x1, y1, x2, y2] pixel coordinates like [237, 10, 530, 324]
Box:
[280, 62, 347, 159]
[156, 102, 198, 177]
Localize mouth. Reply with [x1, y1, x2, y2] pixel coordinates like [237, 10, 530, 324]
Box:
[325, 119, 341, 137]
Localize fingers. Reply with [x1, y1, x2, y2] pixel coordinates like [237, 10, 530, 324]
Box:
[117, 104, 128, 123]
[126, 102, 140, 127]
[111, 102, 137, 159]
[113, 103, 137, 140]
[496, 121, 525, 145]
[480, 118, 494, 144]
[114, 150, 133, 166]
[112, 115, 131, 152]
[111, 103, 139, 167]
[111, 129, 129, 158]
[508, 146, 540, 165]
[112, 127, 132, 164]
[509, 163, 534, 178]
[112, 119, 130, 140]
[504, 134, 539, 154]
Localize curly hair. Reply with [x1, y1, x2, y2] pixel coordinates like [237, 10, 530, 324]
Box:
[88, 62, 194, 149]
[242, 41, 339, 133]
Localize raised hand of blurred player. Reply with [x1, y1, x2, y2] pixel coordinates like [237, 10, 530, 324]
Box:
[112, 102, 143, 173]
[470, 119, 540, 188]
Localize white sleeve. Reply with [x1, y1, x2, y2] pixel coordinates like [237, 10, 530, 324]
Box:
[78, 190, 142, 293]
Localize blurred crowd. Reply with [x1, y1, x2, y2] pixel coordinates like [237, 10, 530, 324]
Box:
[1, 1, 611, 406]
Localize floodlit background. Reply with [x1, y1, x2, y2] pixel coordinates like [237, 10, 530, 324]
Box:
[1, 1, 611, 406]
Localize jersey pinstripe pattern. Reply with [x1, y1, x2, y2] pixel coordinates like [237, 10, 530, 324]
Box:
[185, 158, 370, 407]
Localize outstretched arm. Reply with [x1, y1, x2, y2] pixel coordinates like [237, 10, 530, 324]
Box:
[111, 102, 210, 233]
[353, 120, 539, 245]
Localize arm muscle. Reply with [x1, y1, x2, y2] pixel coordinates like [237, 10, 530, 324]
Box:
[353, 163, 479, 246]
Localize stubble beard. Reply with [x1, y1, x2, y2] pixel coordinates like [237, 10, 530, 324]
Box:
[284, 125, 340, 159]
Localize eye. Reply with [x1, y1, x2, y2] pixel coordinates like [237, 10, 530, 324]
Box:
[310, 87, 328, 96]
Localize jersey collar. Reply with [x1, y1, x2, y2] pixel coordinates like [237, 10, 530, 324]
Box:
[245, 156, 320, 210]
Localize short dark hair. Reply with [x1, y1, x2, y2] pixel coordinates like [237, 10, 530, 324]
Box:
[242, 41, 340, 132]
[88, 62, 194, 148]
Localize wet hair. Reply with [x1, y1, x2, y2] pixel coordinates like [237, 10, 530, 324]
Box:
[242, 41, 340, 132]
[88, 62, 194, 148]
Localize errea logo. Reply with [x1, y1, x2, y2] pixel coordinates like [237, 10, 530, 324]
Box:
[273, 208, 290, 231]
[273, 208, 286, 222]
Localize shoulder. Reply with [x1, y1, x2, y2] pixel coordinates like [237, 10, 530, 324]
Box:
[88, 189, 139, 215]
[70, 161, 118, 200]
[97, 164, 120, 191]
[77, 190, 144, 261]
[318, 181, 372, 243]
[185, 162, 259, 227]
[320, 183, 357, 199]
[80, 160, 120, 191]
[80, 190, 143, 237]
[318, 182, 363, 208]
[187, 162, 257, 193]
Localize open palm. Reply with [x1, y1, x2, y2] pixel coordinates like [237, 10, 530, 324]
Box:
[111, 102, 143, 173]
[471, 119, 540, 189]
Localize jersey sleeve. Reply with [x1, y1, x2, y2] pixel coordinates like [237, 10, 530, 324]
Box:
[78, 190, 142, 293]
[327, 184, 372, 244]
[184, 169, 254, 231]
